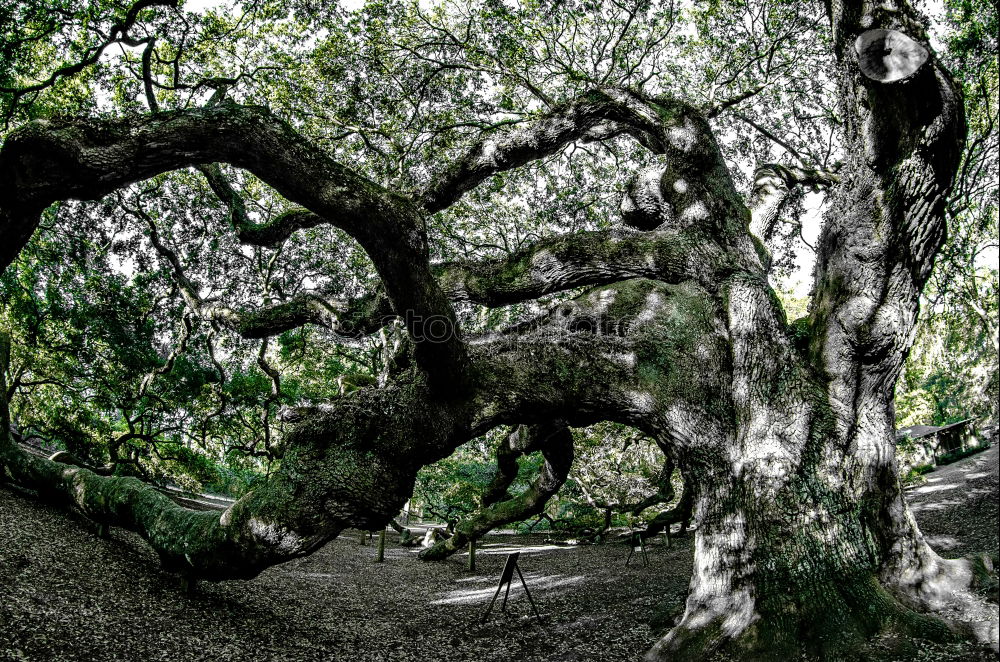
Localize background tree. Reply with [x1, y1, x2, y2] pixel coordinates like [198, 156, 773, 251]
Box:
[895, 0, 998, 428]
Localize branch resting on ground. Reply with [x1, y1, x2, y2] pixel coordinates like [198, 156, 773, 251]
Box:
[419, 421, 574, 561]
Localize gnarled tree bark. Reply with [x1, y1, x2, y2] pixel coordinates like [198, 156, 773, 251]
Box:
[1, 0, 995, 658]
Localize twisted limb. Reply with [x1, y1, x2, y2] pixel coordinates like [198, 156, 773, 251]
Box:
[419, 421, 574, 561]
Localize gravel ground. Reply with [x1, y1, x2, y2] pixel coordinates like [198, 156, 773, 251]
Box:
[906, 444, 999, 560]
[0, 492, 690, 662]
[0, 447, 996, 662]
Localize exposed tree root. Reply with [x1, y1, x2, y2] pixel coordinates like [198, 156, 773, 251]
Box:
[647, 571, 985, 662]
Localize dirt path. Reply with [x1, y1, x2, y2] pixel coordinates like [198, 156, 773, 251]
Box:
[1, 447, 997, 662]
[906, 444, 999, 559]
[0, 490, 692, 662]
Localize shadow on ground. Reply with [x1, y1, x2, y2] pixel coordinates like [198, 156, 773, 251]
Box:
[0, 445, 996, 661]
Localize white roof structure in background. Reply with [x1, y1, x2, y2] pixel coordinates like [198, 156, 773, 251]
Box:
[897, 419, 972, 439]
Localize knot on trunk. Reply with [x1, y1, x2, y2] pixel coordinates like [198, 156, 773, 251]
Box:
[855, 29, 929, 83]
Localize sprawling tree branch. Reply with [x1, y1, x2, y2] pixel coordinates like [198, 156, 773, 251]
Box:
[138, 312, 193, 397]
[637, 472, 693, 540]
[571, 454, 678, 541]
[418, 90, 638, 213]
[387, 517, 418, 545]
[0, 103, 466, 387]
[628, 456, 676, 515]
[419, 420, 574, 560]
[418, 87, 747, 237]
[436, 229, 729, 308]
[479, 424, 545, 507]
[1, 269, 725, 582]
[198, 163, 327, 247]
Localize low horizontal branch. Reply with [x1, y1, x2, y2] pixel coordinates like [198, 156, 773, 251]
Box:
[419, 421, 574, 561]
[437, 229, 725, 308]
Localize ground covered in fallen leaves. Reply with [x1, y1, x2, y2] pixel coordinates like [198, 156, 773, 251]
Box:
[906, 444, 999, 561]
[1, 445, 997, 662]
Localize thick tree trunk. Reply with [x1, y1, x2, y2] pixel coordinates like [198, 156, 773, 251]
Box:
[649, 415, 974, 660]
[0, 0, 994, 658]
[646, 2, 997, 658]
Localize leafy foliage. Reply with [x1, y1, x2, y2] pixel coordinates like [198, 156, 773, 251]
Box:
[0, 0, 995, 515]
[895, 0, 999, 427]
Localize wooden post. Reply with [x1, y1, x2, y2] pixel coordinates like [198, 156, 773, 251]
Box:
[468, 538, 476, 572]
[663, 526, 671, 549]
[375, 528, 386, 562]
[360, 529, 367, 545]
[180, 575, 198, 594]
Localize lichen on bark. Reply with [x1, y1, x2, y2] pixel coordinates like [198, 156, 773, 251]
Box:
[0, 0, 995, 658]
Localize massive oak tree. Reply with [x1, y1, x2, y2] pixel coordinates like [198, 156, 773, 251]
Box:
[1, 0, 996, 659]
